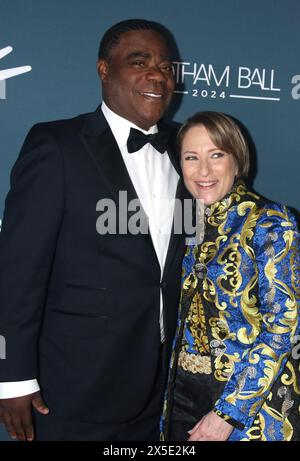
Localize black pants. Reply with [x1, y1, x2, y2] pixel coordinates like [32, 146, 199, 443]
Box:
[169, 367, 221, 441]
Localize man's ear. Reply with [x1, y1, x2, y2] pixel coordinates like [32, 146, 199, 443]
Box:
[97, 59, 109, 82]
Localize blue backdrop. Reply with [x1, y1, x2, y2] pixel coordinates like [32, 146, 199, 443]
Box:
[0, 0, 299, 440]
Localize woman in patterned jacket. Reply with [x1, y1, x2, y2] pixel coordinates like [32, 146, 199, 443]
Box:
[161, 111, 300, 441]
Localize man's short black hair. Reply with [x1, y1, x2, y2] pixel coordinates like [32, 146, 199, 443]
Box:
[98, 19, 172, 60]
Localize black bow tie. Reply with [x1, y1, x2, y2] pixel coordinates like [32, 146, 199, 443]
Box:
[127, 127, 169, 154]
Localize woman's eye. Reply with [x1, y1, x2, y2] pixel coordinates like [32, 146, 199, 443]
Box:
[211, 152, 225, 159]
[184, 155, 198, 161]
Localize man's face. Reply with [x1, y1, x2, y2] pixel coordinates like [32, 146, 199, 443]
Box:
[98, 30, 175, 130]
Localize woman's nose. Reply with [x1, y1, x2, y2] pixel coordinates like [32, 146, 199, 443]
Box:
[197, 160, 210, 176]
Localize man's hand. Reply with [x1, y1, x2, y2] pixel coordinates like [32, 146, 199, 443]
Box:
[188, 410, 234, 441]
[0, 391, 49, 441]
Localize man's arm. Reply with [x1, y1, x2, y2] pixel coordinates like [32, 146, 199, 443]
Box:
[0, 378, 41, 440]
[0, 392, 49, 441]
[0, 123, 65, 440]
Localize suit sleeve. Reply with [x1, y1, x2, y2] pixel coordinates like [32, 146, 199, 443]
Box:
[214, 206, 300, 428]
[0, 124, 64, 382]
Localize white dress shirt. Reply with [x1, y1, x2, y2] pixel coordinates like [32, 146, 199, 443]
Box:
[0, 102, 179, 398]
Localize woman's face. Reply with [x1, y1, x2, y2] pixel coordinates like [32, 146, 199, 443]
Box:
[181, 125, 238, 205]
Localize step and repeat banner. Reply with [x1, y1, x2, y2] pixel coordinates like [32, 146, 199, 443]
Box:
[0, 0, 299, 441]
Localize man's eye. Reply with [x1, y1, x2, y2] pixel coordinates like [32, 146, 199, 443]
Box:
[161, 64, 173, 72]
[132, 61, 145, 67]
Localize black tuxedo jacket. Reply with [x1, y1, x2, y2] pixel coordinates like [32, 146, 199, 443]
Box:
[0, 106, 186, 424]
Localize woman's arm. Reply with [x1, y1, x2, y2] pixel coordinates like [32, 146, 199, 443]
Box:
[213, 205, 300, 429]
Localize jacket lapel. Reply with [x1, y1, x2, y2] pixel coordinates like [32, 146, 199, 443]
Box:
[80, 106, 139, 205]
[80, 106, 161, 266]
[158, 120, 187, 279]
[80, 106, 185, 275]
[162, 178, 187, 279]
[158, 119, 181, 176]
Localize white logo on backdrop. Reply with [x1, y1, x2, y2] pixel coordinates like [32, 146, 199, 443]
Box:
[291, 75, 300, 100]
[0, 46, 32, 100]
[172, 62, 282, 102]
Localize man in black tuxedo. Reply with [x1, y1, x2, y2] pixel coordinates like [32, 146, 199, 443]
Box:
[0, 19, 185, 440]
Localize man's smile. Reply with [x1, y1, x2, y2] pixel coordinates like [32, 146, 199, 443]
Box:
[139, 91, 164, 101]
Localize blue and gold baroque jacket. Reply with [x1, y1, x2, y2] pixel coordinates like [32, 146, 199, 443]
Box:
[162, 181, 300, 441]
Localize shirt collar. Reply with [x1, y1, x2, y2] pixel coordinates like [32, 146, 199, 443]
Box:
[205, 180, 247, 218]
[101, 101, 158, 151]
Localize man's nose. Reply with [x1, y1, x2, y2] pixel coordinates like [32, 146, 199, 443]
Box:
[146, 66, 168, 83]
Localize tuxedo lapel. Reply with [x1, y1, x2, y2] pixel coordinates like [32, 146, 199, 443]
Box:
[158, 119, 185, 280]
[80, 106, 139, 205]
[80, 107, 184, 275]
[158, 119, 181, 176]
[162, 178, 186, 280]
[80, 106, 161, 267]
